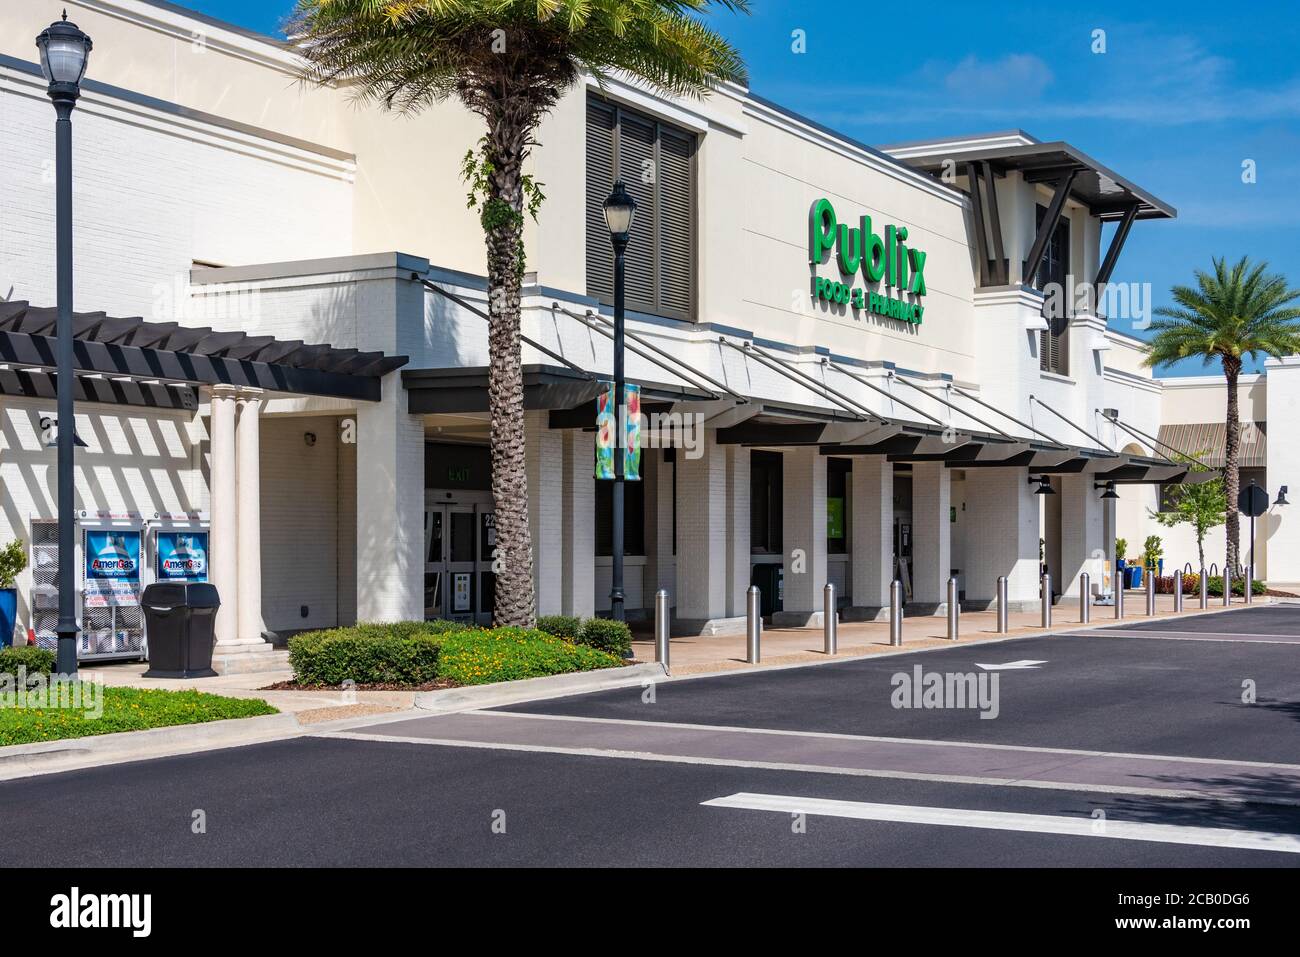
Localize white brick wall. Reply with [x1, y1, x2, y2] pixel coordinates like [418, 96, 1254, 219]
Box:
[0, 76, 352, 321]
[1059, 472, 1105, 598]
[963, 467, 1039, 604]
[781, 446, 827, 620]
[911, 461, 952, 606]
[560, 429, 595, 618]
[674, 430, 728, 623]
[724, 445, 751, 617]
[355, 378, 424, 622]
[525, 411, 563, 615]
[851, 456, 893, 608]
[259, 415, 346, 632]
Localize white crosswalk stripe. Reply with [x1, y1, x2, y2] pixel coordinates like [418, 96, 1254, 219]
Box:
[702, 792, 1300, 853]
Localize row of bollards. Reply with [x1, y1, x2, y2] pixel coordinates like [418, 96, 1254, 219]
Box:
[651, 560, 1230, 670]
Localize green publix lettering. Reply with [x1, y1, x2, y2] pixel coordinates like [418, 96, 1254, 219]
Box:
[809, 197, 927, 325]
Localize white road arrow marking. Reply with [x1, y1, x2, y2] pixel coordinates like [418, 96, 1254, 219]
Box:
[702, 793, 1300, 854]
[974, 660, 1047, 671]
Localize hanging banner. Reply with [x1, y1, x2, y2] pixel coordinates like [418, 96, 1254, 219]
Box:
[156, 531, 209, 582]
[594, 382, 641, 481]
[84, 530, 141, 607]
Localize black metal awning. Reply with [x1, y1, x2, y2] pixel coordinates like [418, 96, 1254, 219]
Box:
[0, 301, 408, 403]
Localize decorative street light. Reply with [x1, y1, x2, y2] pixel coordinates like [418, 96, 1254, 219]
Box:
[602, 181, 637, 624]
[37, 12, 93, 676]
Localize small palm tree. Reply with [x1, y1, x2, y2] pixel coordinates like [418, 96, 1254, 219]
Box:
[292, 0, 748, 626]
[1144, 257, 1300, 570]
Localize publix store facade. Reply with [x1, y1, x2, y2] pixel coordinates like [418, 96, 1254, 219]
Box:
[1, 0, 1296, 659]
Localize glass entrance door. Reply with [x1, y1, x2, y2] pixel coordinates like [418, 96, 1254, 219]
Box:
[424, 502, 495, 625]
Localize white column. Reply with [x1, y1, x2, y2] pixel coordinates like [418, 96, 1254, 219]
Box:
[644, 450, 676, 604]
[525, 411, 563, 616]
[561, 429, 595, 619]
[849, 456, 893, 618]
[724, 445, 751, 618]
[234, 389, 266, 645]
[1060, 472, 1106, 599]
[674, 430, 736, 631]
[963, 467, 1040, 609]
[911, 461, 951, 611]
[776, 446, 828, 626]
[355, 373, 425, 621]
[209, 385, 239, 644]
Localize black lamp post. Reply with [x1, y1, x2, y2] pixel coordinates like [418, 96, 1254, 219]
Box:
[602, 181, 637, 623]
[37, 12, 92, 676]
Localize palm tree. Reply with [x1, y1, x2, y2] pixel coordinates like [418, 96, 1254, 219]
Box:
[291, 0, 747, 626]
[1144, 256, 1300, 571]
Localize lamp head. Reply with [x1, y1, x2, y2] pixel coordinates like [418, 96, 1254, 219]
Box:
[36, 12, 92, 101]
[602, 180, 637, 243]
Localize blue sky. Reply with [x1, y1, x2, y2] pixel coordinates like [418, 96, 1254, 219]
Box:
[188, 0, 1299, 375]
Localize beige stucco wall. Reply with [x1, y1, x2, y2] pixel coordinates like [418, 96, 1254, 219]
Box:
[1160, 375, 1266, 424]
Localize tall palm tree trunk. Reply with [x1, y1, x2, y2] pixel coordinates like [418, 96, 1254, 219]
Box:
[482, 114, 536, 627]
[1222, 355, 1241, 572]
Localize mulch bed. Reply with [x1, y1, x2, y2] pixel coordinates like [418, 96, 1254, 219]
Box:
[258, 678, 462, 692]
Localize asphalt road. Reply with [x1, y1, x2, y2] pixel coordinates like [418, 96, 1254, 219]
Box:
[1, 604, 1298, 867]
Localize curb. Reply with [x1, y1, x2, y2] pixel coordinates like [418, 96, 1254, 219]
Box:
[0, 712, 303, 781]
[414, 662, 667, 713]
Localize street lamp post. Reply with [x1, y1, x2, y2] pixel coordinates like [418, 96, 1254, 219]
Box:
[602, 182, 637, 623]
[37, 13, 93, 676]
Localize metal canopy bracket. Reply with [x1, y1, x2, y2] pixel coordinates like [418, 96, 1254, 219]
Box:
[1022, 168, 1080, 284]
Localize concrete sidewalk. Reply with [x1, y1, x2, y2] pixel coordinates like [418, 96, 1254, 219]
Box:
[632, 591, 1269, 674]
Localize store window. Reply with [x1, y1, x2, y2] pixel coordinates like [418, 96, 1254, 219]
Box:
[586, 94, 696, 321]
[1033, 204, 1071, 375]
[595, 480, 646, 556]
[750, 451, 783, 555]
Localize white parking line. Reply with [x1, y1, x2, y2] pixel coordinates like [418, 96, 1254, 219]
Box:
[702, 792, 1300, 854]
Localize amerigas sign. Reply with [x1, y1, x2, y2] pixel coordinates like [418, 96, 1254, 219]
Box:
[808, 198, 927, 325]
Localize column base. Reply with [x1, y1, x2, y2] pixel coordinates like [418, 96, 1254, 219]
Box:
[842, 605, 888, 622]
[212, 638, 275, 654]
[904, 601, 950, 617]
[671, 615, 747, 637]
[961, 598, 1040, 614]
[771, 610, 826, 628]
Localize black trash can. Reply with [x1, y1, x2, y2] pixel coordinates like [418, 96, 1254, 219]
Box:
[142, 582, 220, 678]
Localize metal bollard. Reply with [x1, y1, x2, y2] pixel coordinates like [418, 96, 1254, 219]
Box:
[946, 577, 960, 640]
[1199, 567, 1208, 609]
[889, 580, 904, 646]
[1223, 568, 1232, 607]
[823, 583, 837, 655]
[1079, 572, 1091, 624]
[1173, 571, 1183, 613]
[654, 589, 670, 670]
[1115, 579, 1124, 619]
[1145, 570, 1156, 616]
[746, 585, 761, 663]
[1245, 565, 1254, 605]
[1040, 573, 1052, 628]
[996, 576, 1009, 633]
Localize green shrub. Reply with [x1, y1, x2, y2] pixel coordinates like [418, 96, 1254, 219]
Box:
[0, 645, 55, 680]
[536, 615, 582, 640]
[288, 623, 441, 686]
[0, 540, 26, 589]
[578, 617, 633, 657]
[436, 627, 621, 685]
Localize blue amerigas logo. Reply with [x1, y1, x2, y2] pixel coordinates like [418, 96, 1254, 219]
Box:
[808, 197, 927, 325]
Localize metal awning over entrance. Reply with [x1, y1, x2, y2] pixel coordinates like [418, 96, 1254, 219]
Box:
[0, 301, 408, 404]
[405, 281, 1201, 486]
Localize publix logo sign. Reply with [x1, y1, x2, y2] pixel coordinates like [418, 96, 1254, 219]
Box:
[808, 198, 927, 325]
